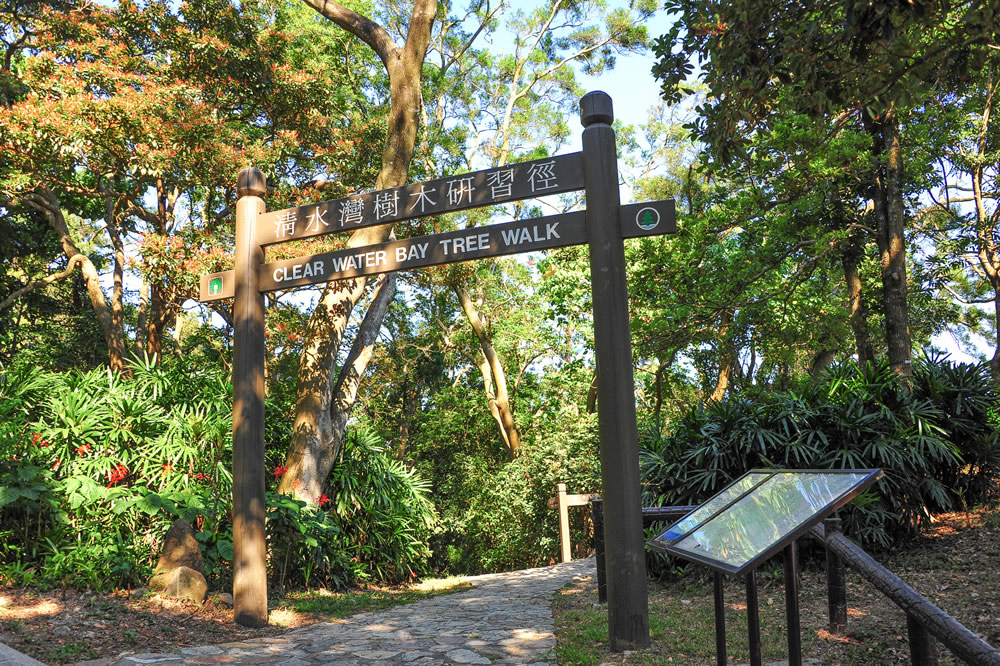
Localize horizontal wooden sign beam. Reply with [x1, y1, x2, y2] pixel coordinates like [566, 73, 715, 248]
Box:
[199, 198, 676, 302]
[255, 153, 584, 247]
[259, 212, 586, 292]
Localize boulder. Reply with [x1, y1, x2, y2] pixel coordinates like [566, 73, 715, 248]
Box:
[153, 519, 204, 576]
[149, 519, 207, 603]
[150, 565, 208, 604]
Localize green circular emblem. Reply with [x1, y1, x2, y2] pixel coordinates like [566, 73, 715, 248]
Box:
[209, 277, 223, 295]
[636, 207, 660, 231]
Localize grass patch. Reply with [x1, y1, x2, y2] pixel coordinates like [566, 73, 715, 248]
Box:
[553, 571, 803, 665]
[284, 577, 471, 619]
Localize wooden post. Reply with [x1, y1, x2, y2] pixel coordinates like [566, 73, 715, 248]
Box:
[907, 613, 939, 666]
[580, 90, 650, 650]
[824, 517, 847, 634]
[232, 167, 268, 628]
[713, 571, 727, 666]
[591, 498, 608, 604]
[557, 483, 571, 563]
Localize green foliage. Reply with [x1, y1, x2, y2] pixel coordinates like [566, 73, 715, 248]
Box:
[640, 356, 1000, 556]
[0, 355, 232, 590]
[262, 426, 438, 593]
[423, 414, 602, 574]
[0, 357, 435, 592]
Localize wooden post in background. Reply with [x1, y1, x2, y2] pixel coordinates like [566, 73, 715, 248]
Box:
[232, 167, 268, 628]
[580, 91, 650, 650]
[557, 483, 571, 563]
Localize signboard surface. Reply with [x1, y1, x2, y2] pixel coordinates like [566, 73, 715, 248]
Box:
[198, 199, 676, 302]
[648, 468, 882, 575]
[255, 153, 584, 247]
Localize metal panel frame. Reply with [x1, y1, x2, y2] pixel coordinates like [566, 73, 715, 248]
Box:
[647, 468, 883, 576]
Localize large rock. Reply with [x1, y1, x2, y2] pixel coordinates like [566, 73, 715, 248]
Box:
[153, 519, 204, 576]
[150, 565, 208, 603]
[149, 519, 207, 603]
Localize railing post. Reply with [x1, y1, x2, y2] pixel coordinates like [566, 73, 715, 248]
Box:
[908, 613, 939, 666]
[824, 517, 847, 634]
[591, 497, 607, 604]
[557, 483, 571, 563]
[713, 571, 727, 666]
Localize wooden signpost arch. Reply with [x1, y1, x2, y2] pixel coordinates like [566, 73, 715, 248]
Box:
[201, 91, 675, 650]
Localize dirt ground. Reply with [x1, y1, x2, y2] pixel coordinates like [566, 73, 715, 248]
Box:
[2, 506, 998, 665]
[0, 587, 320, 664]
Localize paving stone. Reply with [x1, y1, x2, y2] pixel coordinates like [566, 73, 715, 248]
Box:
[351, 650, 399, 660]
[444, 649, 492, 665]
[181, 647, 225, 656]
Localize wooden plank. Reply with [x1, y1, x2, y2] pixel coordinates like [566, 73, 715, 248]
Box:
[257, 212, 586, 292]
[255, 153, 585, 247]
[201, 199, 675, 302]
[564, 492, 600, 507]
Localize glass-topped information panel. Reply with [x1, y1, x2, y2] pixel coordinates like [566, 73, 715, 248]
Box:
[647, 469, 882, 576]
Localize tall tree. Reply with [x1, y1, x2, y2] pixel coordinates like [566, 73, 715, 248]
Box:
[0, 0, 367, 370]
[277, 0, 436, 502]
[652, 0, 996, 376]
[420, 0, 654, 454]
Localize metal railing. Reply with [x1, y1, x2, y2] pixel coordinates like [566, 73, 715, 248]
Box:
[813, 519, 1000, 665]
[590, 499, 1000, 665]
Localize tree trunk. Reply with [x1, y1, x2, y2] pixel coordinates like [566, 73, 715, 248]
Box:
[841, 231, 876, 366]
[586, 370, 598, 414]
[134, 277, 150, 359]
[972, 65, 1000, 380]
[26, 188, 126, 372]
[279, 0, 436, 503]
[105, 198, 128, 372]
[867, 105, 912, 377]
[708, 357, 732, 403]
[707, 310, 733, 403]
[454, 284, 521, 457]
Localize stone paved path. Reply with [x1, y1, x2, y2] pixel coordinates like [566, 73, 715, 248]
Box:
[105, 558, 594, 666]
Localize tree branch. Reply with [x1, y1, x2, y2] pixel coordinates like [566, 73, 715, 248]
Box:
[0, 255, 86, 312]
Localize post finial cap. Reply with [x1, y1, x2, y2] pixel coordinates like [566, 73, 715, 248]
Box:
[580, 91, 614, 127]
[237, 168, 266, 198]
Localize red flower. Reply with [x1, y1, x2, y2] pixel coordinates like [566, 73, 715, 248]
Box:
[50, 458, 60, 471]
[75, 444, 91, 456]
[106, 463, 128, 487]
[273, 465, 288, 478]
[315, 493, 329, 506]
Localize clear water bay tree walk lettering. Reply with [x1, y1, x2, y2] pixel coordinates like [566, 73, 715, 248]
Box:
[201, 91, 676, 650]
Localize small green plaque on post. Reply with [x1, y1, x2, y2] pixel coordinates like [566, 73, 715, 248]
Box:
[200, 270, 235, 302]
